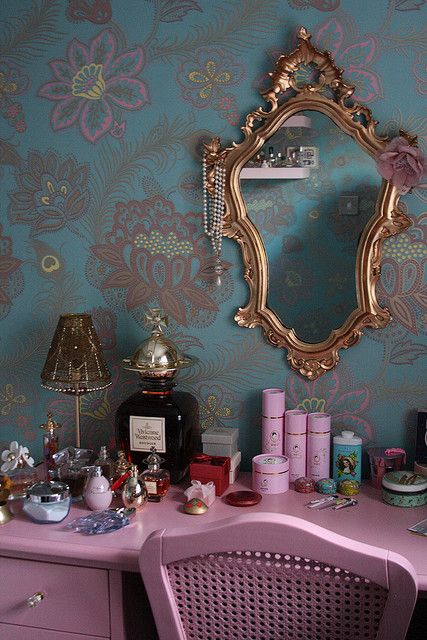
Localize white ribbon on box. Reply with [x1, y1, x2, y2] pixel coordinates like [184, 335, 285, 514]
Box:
[184, 480, 216, 507]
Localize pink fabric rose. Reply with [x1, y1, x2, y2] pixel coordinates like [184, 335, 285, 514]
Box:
[376, 136, 426, 194]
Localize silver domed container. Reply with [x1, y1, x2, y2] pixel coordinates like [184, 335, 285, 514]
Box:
[122, 309, 195, 380]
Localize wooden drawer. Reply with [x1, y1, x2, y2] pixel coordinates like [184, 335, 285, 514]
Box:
[0, 623, 103, 640]
[0, 557, 110, 637]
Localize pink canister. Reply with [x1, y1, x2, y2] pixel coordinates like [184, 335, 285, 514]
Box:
[252, 454, 289, 494]
[285, 410, 307, 483]
[261, 388, 285, 455]
[307, 412, 331, 481]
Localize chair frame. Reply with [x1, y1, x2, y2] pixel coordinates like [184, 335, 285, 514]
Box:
[139, 512, 417, 640]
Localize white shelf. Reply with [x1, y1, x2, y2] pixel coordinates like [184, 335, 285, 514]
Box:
[282, 114, 311, 128]
[240, 167, 310, 179]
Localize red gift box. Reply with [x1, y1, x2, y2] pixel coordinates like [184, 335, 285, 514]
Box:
[189, 454, 230, 496]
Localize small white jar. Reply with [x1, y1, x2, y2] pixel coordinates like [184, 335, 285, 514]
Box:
[23, 481, 71, 523]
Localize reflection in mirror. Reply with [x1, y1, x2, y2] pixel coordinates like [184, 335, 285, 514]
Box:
[240, 111, 381, 343]
[203, 27, 418, 379]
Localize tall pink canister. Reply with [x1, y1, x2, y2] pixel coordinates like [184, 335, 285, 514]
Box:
[307, 412, 331, 481]
[285, 410, 307, 483]
[261, 388, 285, 455]
[252, 454, 289, 494]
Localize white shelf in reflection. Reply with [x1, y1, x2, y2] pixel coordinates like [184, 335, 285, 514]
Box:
[240, 167, 310, 179]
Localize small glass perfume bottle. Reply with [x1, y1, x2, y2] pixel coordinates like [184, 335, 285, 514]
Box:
[84, 466, 112, 511]
[122, 464, 148, 511]
[111, 450, 131, 496]
[94, 445, 115, 484]
[141, 447, 170, 502]
[39, 413, 61, 480]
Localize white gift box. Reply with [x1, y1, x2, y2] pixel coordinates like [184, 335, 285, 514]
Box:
[184, 480, 216, 507]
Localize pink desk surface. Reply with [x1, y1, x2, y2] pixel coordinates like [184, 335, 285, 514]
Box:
[1, 473, 426, 590]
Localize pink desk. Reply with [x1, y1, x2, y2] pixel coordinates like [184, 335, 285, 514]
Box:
[1, 473, 426, 639]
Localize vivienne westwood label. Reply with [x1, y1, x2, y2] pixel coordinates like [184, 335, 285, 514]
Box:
[129, 415, 166, 453]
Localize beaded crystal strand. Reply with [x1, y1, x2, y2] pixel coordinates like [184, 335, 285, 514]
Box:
[202, 154, 227, 285]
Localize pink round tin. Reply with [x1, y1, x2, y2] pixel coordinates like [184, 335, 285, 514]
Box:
[252, 454, 289, 494]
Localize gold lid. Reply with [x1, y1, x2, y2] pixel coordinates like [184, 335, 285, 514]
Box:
[122, 309, 195, 380]
[39, 412, 62, 433]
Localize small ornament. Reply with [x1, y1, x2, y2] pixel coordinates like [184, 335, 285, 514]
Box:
[224, 490, 262, 507]
[294, 477, 316, 493]
[1, 440, 34, 473]
[183, 497, 208, 515]
[315, 478, 337, 495]
[1, 441, 37, 500]
[338, 479, 360, 496]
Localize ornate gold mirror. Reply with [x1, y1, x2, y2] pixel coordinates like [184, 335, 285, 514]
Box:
[203, 27, 422, 380]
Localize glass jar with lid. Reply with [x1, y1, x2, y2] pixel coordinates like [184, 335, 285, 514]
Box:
[23, 480, 71, 523]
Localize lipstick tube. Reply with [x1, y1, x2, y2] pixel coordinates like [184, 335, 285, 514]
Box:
[262, 388, 285, 455]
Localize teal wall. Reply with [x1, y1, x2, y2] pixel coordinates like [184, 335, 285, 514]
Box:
[0, 0, 426, 470]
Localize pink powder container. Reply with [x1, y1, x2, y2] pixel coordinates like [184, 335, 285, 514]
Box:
[252, 454, 289, 495]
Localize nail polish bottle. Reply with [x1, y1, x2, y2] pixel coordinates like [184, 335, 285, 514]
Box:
[84, 466, 112, 511]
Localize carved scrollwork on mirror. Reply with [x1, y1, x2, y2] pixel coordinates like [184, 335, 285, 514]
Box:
[203, 27, 419, 380]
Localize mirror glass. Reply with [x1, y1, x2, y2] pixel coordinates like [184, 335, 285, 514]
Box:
[240, 110, 380, 343]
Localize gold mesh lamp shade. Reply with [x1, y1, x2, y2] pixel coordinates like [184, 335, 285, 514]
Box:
[41, 314, 112, 448]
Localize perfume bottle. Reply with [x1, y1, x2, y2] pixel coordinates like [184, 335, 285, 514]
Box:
[84, 466, 112, 511]
[111, 450, 131, 495]
[94, 445, 115, 483]
[122, 464, 148, 511]
[115, 309, 199, 484]
[141, 447, 170, 502]
[39, 413, 61, 480]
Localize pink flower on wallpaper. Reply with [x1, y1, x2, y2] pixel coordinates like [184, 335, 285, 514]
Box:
[38, 30, 149, 143]
[176, 47, 244, 109]
[376, 136, 426, 194]
[8, 150, 90, 236]
[313, 18, 382, 102]
[66, 0, 112, 24]
[285, 371, 373, 443]
[0, 61, 29, 132]
[89, 197, 224, 326]
[378, 257, 426, 334]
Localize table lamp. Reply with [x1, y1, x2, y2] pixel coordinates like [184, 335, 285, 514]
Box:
[41, 314, 112, 448]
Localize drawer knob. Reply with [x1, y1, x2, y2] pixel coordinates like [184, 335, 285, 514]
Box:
[27, 591, 45, 608]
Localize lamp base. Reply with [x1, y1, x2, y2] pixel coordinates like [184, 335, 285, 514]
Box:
[0, 501, 14, 525]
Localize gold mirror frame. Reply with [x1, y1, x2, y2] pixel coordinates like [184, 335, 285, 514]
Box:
[204, 27, 413, 380]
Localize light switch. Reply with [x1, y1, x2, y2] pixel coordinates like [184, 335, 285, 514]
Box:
[339, 194, 359, 216]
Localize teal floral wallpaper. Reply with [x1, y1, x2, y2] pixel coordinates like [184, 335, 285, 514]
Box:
[0, 0, 426, 471]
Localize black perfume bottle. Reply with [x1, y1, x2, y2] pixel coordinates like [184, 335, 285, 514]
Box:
[115, 309, 199, 484]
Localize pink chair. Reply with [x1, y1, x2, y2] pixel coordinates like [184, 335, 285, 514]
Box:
[139, 512, 417, 640]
